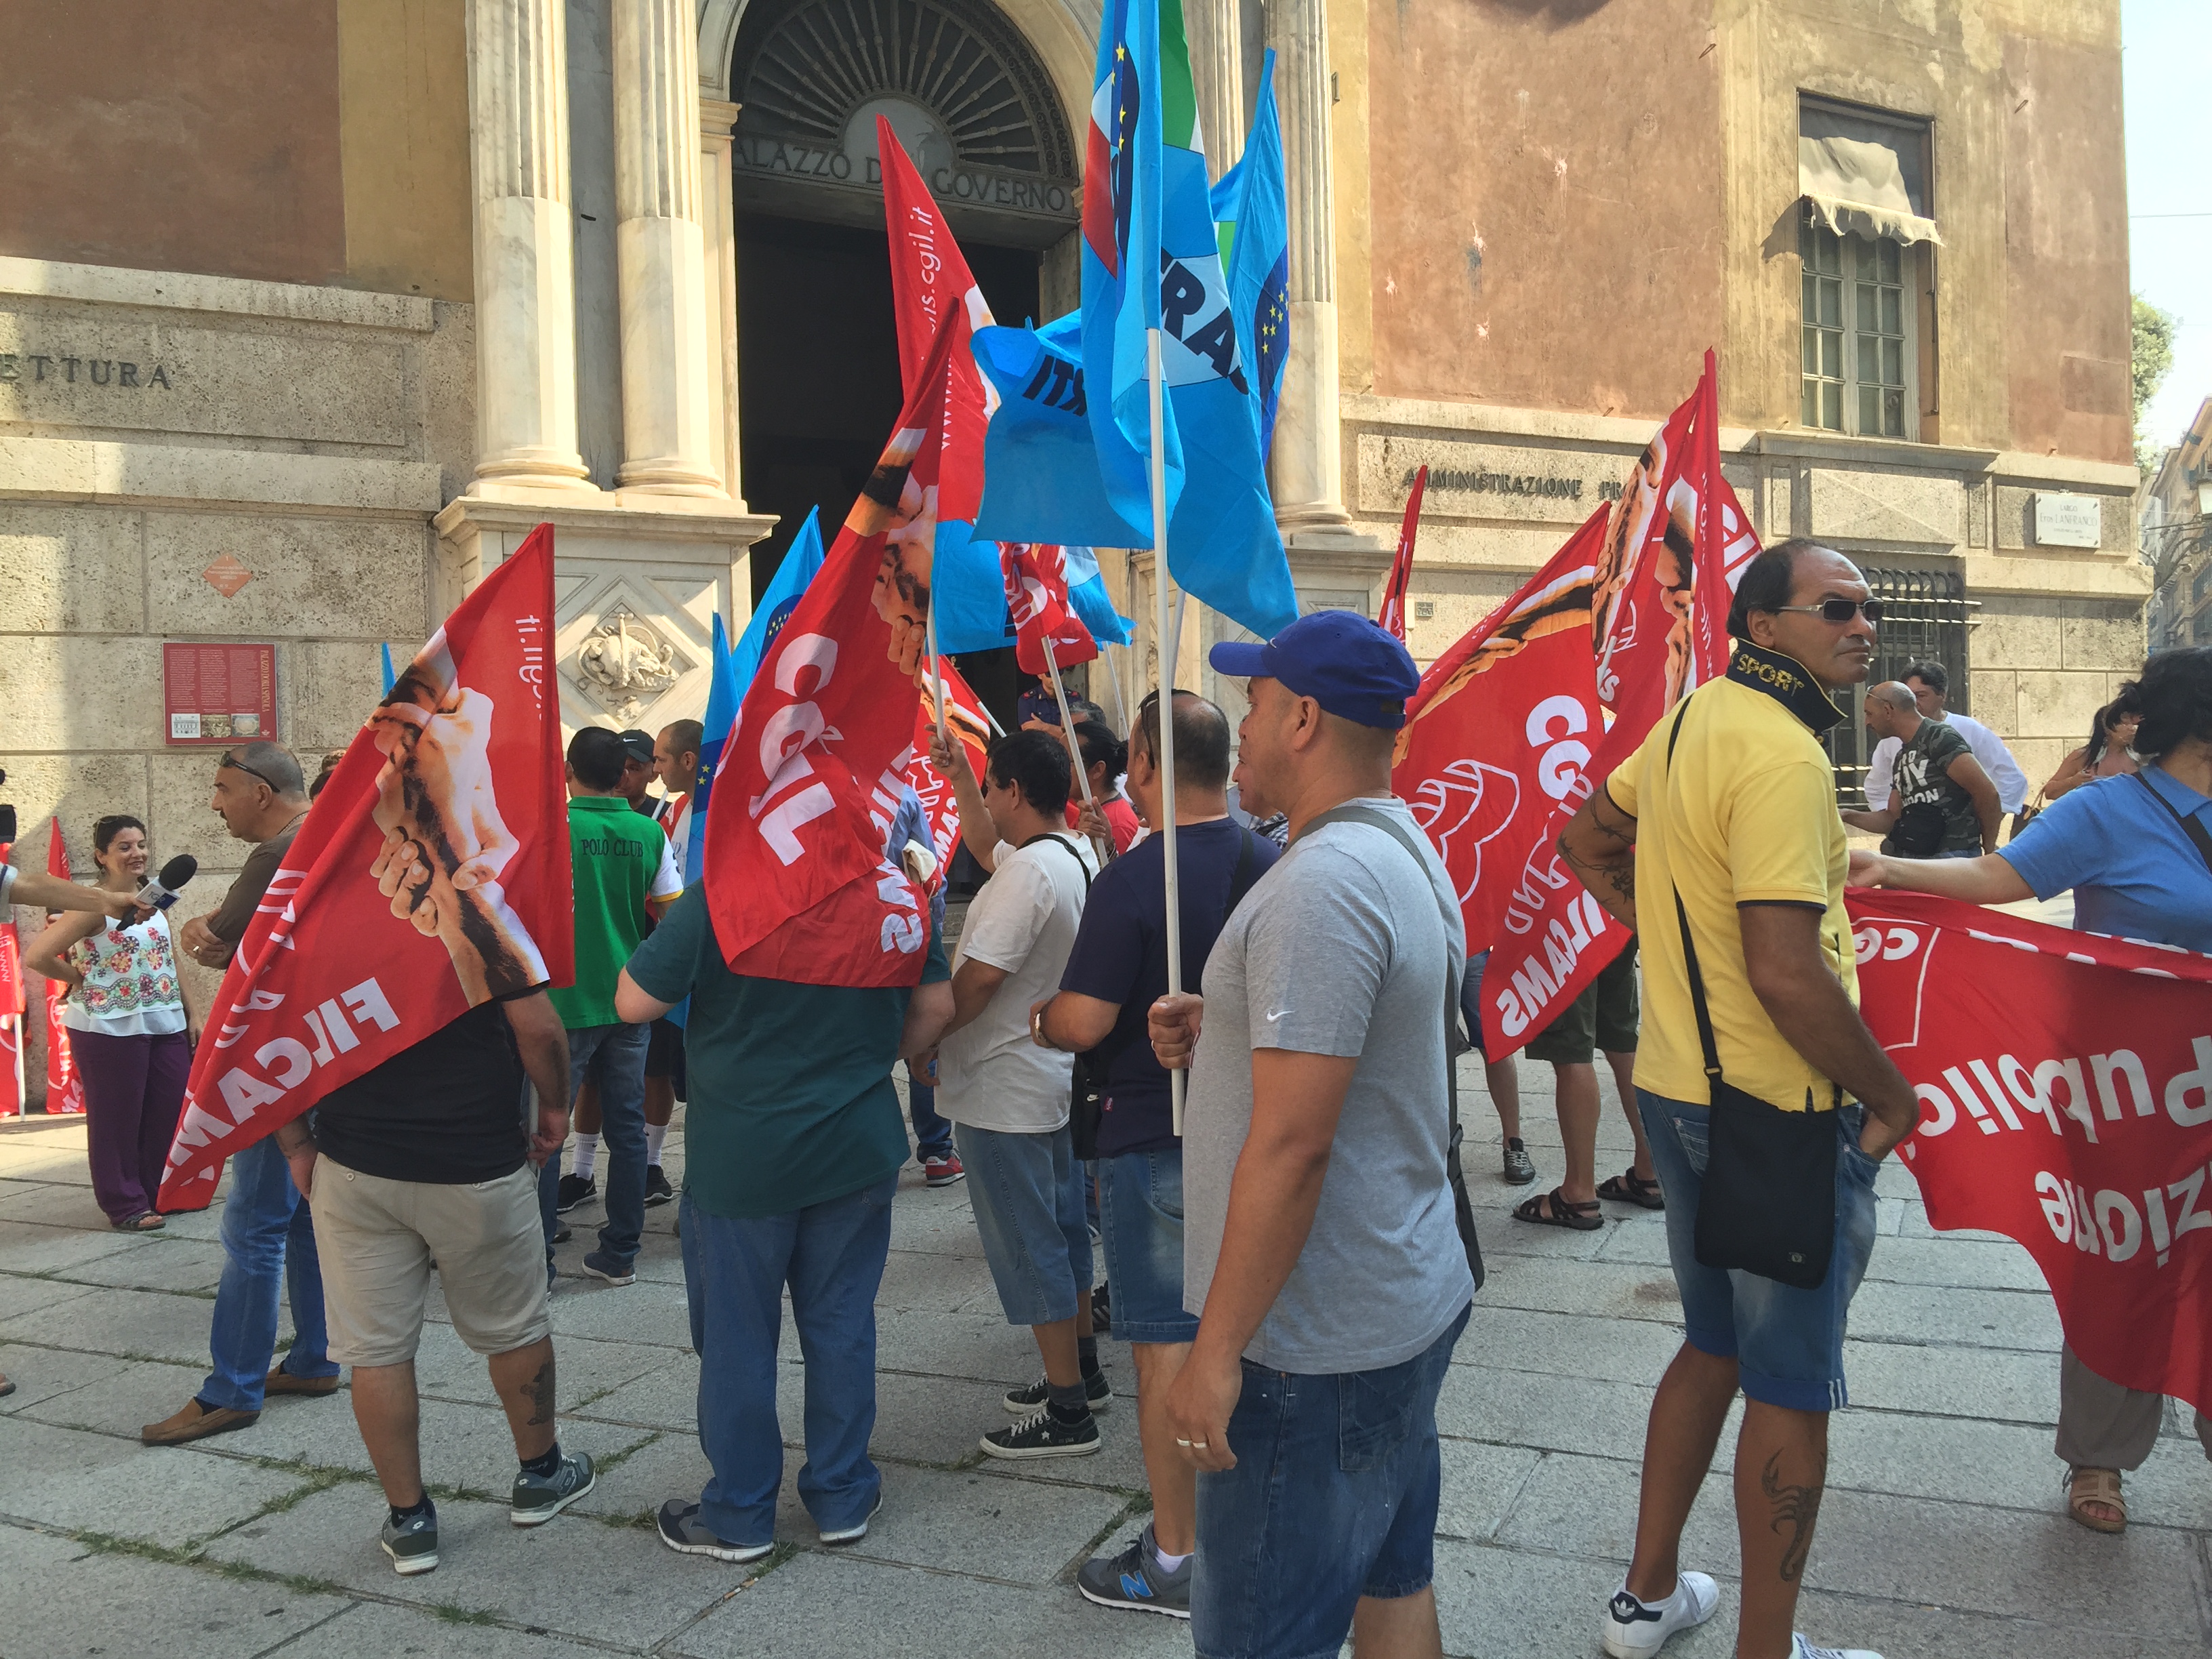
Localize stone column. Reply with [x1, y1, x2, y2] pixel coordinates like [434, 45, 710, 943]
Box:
[611, 0, 724, 496]
[464, 0, 593, 493]
[1185, 0, 1244, 184]
[700, 98, 747, 510]
[1269, 0, 1351, 531]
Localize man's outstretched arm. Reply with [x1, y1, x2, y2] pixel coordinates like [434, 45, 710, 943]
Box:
[1558, 783, 1639, 928]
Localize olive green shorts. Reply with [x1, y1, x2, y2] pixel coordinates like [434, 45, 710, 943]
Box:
[1524, 942, 1640, 1064]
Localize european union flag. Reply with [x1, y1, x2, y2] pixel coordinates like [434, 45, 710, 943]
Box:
[728, 506, 825, 693]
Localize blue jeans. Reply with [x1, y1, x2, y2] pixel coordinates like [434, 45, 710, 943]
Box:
[905, 1065, 952, 1161]
[951, 1122, 1092, 1327]
[678, 1180, 895, 1543]
[1192, 1303, 1470, 1659]
[538, 1022, 650, 1268]
[1097, 1147, 1198, 1345]
[1637, 1089, 1881, 1412]
[198, 1135, 337, 1412]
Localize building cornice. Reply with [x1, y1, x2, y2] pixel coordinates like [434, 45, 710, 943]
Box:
[0, 256, 435, 332]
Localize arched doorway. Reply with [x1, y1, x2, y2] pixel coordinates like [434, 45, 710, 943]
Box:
[727, 0, 1081, 653]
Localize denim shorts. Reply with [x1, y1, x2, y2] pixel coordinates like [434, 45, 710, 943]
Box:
[1192, 1303, 1470, 1659]
[1637, 1088, 1881, 1412]
[1097, 1148, 1199, 1345]
[952, 1122, 1092, 1327]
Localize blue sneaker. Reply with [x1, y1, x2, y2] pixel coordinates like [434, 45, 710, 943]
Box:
[1076, 1523, 1191, 1618]
[580, 1249, 635, 1286]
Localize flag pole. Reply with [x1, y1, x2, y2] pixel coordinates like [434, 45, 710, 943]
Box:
[927, 606, 947, 739]
[1102, 642, 1130, 737]
[1042, 636, 1107, 866]
[1149, 327, 1185, 1135]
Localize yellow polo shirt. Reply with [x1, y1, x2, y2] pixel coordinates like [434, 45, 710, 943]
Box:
[1605, 645, 1856, 1111]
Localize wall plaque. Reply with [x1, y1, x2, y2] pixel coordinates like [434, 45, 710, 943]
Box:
[163, 642, 278, 745]
[2030, 492, 2103, 550]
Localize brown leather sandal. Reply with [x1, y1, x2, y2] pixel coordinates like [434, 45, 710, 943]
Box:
[1512, 1187, 1603, 1231]
[1596, 1167, 1666, 1210]
[2067, 1466, 2125, 1533]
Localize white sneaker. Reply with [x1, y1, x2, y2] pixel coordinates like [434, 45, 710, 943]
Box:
[1600, 1571, 1720, 1658]
[1791, 1638, 1883, 1659]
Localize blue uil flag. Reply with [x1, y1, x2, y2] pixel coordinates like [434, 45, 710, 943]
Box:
[1211, 49, 1290, 457]
[728, 506, 825, 693]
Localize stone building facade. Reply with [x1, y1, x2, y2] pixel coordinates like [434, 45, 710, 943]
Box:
[2143, 398, 2211, 653]
[0, 0, 2145, 991]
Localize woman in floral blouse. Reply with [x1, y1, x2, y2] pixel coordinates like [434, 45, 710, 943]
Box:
[26, 815, 197, 1231]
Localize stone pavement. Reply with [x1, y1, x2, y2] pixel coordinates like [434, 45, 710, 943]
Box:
[1, 1065, 2206, 1659]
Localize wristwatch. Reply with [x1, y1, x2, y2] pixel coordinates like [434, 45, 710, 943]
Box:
[1031, 1003, 1052, 1048]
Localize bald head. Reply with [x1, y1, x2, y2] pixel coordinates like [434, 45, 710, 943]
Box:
[1867, 682, 1916, 712]
[1862, 680, 1923, 741]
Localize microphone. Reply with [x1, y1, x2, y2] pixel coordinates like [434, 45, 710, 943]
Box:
[135, 855, 199, 913]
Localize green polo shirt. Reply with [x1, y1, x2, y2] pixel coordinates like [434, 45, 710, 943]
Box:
[623, 887, 950, 1219]
[548, 794, 682, 1029]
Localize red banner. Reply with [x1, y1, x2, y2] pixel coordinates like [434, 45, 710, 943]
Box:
[1849, 888, 2212, 1416]
[1379, 464, 1427, 642]
[1393, 508, 1605, 962]
[1475, 356, 1752, 1053]
[906, 664, 991, 878]
[703, 312, 962, 972]
[0, 852, 20, 1118]
[159, 529, 572, 1210]
[1002, 544, 1097, 675]
[44, 818, 84, 1115]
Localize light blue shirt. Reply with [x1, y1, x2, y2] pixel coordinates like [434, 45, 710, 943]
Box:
[1999, 768, 2212, 954]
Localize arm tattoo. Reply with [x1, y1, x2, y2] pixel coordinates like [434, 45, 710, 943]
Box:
[1586, 787, 1639, 848]
[1559, 842, 1636, 911]
[524, 1356, 557, 1427]
[1761, 1450, 1825, 1584]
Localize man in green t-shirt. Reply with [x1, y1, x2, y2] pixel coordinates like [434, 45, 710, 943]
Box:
[1843, 681, 2001, 857]
[537, 727, 681, 1288]
[613, 877, 952, 1563]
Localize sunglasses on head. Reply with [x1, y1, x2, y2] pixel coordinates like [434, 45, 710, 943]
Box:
[1774, 598, 1884, 625]
[218, 752, 281, 790]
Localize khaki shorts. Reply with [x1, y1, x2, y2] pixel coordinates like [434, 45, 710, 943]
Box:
[310, 1161, 550, 1367]
[1524, 942, 1640, 1065]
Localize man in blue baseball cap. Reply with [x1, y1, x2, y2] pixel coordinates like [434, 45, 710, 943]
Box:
[1149, 609, 1473, 1659]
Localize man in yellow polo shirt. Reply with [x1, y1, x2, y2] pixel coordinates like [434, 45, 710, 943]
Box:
[1557, 541, 1919, 1659]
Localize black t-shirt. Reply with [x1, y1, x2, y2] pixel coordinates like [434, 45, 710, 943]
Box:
[311, 989, 539, 1183]
[1885, 719, 1980, 855]
[1057, 819, 1277, 1156]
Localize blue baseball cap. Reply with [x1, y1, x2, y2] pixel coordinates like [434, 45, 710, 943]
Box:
[1209, 611, 1420, 730]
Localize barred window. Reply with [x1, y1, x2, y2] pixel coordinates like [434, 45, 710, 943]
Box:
[1824, 567, 1973, 807]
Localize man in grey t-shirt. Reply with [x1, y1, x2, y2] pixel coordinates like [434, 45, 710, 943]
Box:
[1149, 611, 1473, 1659]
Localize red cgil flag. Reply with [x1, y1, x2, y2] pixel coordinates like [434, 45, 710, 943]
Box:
[703, 311, 963, 981]
[1471, 354, 1755, 1054]
[905, 663, 991, 880]
[43, 817, 85, 1115]
[0, 853, 20, 1120]
[159, 528, 571, 1210]
[1002, 544, 1098, 676]
[1849, 888, 2212, 1416]
[1393, 507, 1607, 964]
[1379, 464, 1427, 642]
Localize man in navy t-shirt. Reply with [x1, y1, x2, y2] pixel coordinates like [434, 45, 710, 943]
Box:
[1030, 689, 1275, 1620]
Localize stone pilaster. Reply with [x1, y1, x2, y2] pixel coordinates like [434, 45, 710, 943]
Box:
[1269, 0, 1351, 531]
[700, 98, 747, 510]
[1185, 0, 1244, 184]
[464, 0, 594, 495]
[611, 0, 723, 497]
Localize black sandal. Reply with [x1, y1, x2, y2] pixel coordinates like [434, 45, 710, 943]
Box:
[1511, 1187, 1603, 1231]
[110, 1211, 165, 1233]
[1595, 1168, 1666, 1210]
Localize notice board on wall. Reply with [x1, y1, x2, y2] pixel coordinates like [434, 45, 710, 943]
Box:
[163, 643, 277, 745]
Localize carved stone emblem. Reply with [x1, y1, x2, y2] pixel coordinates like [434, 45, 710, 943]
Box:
[575, 607, 683, 722]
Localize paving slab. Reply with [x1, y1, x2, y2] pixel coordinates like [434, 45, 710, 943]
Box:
[258, 1596, 618, 1659]
[1846, 1277, 2065, 1351]
[0, 1282, 222, 1364]
[0, 1518, 356, 1659]
[205, 1484, 741, 1650]
[1453, 1302, 1688, 1388]
[0, 1415, 311, 1548]
[51, 1235, 230, 1293]
[0, 1141, 96, 1183]
[0, 1338, 157, 1414]
[1431, 1534, 1735, 1659]
[0, 1272, 103, 1321]
[0, 1177, 113, 1228]
[0, 1216, 145, 1274]
[1434, 1437, 1548, 1543]
[15, 1354, 214, 1438]
[672, 1545, 1191, 1659]
[1840, 1335, 2060, 1424]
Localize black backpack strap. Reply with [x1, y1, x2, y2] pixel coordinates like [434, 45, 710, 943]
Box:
[2133, 770, 2212, 878]
[1019, 832, 1094, 891]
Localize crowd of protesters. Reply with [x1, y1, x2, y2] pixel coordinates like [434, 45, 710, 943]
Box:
[5, 547, 2209, 1659]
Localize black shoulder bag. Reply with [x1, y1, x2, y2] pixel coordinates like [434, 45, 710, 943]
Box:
[1664, 706, 1837, 1290]
[2132, 769, 2212, 876]
[1068, 829, 1263, 1160]
[1296, 804, 1485, 1295]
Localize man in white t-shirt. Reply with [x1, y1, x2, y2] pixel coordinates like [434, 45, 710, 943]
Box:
[1864, 659, 2027, 815]
[926, 724, 1102, 1460]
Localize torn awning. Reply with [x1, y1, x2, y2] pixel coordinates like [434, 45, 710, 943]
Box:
[1799, 105, 1941, 247]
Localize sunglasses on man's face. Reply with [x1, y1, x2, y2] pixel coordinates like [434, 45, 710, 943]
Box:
[1773, 598, 1884, 626]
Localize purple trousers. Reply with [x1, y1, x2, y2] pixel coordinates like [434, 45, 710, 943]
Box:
[73, 1028, 191, 1221]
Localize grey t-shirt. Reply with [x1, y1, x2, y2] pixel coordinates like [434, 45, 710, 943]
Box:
[1181, 797, 1475, 1374]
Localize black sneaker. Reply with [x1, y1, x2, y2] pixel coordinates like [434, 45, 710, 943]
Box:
[580, 1249, 636, 1286]
[551, 1225, 572, 1244]
[655, 1498, 772, 1564]
[982, 1404, 1101, 1460]
[1004, 1368, 1111, 1415]
[1090, 1281, 1112, 1332]
[1502, 1138, 1538, 1185]
[556, 1173, 597, 1213]
[644, 1165, 675, 1207]
[1078, 1522, 1192, 1618]
[510, 1449, 596, 1526]
[381, 1507, 438, 1576]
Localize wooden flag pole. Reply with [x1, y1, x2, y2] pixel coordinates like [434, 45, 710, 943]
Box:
[1042, 636, 1107, 867]
[1149, 327, 1186, 1135]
